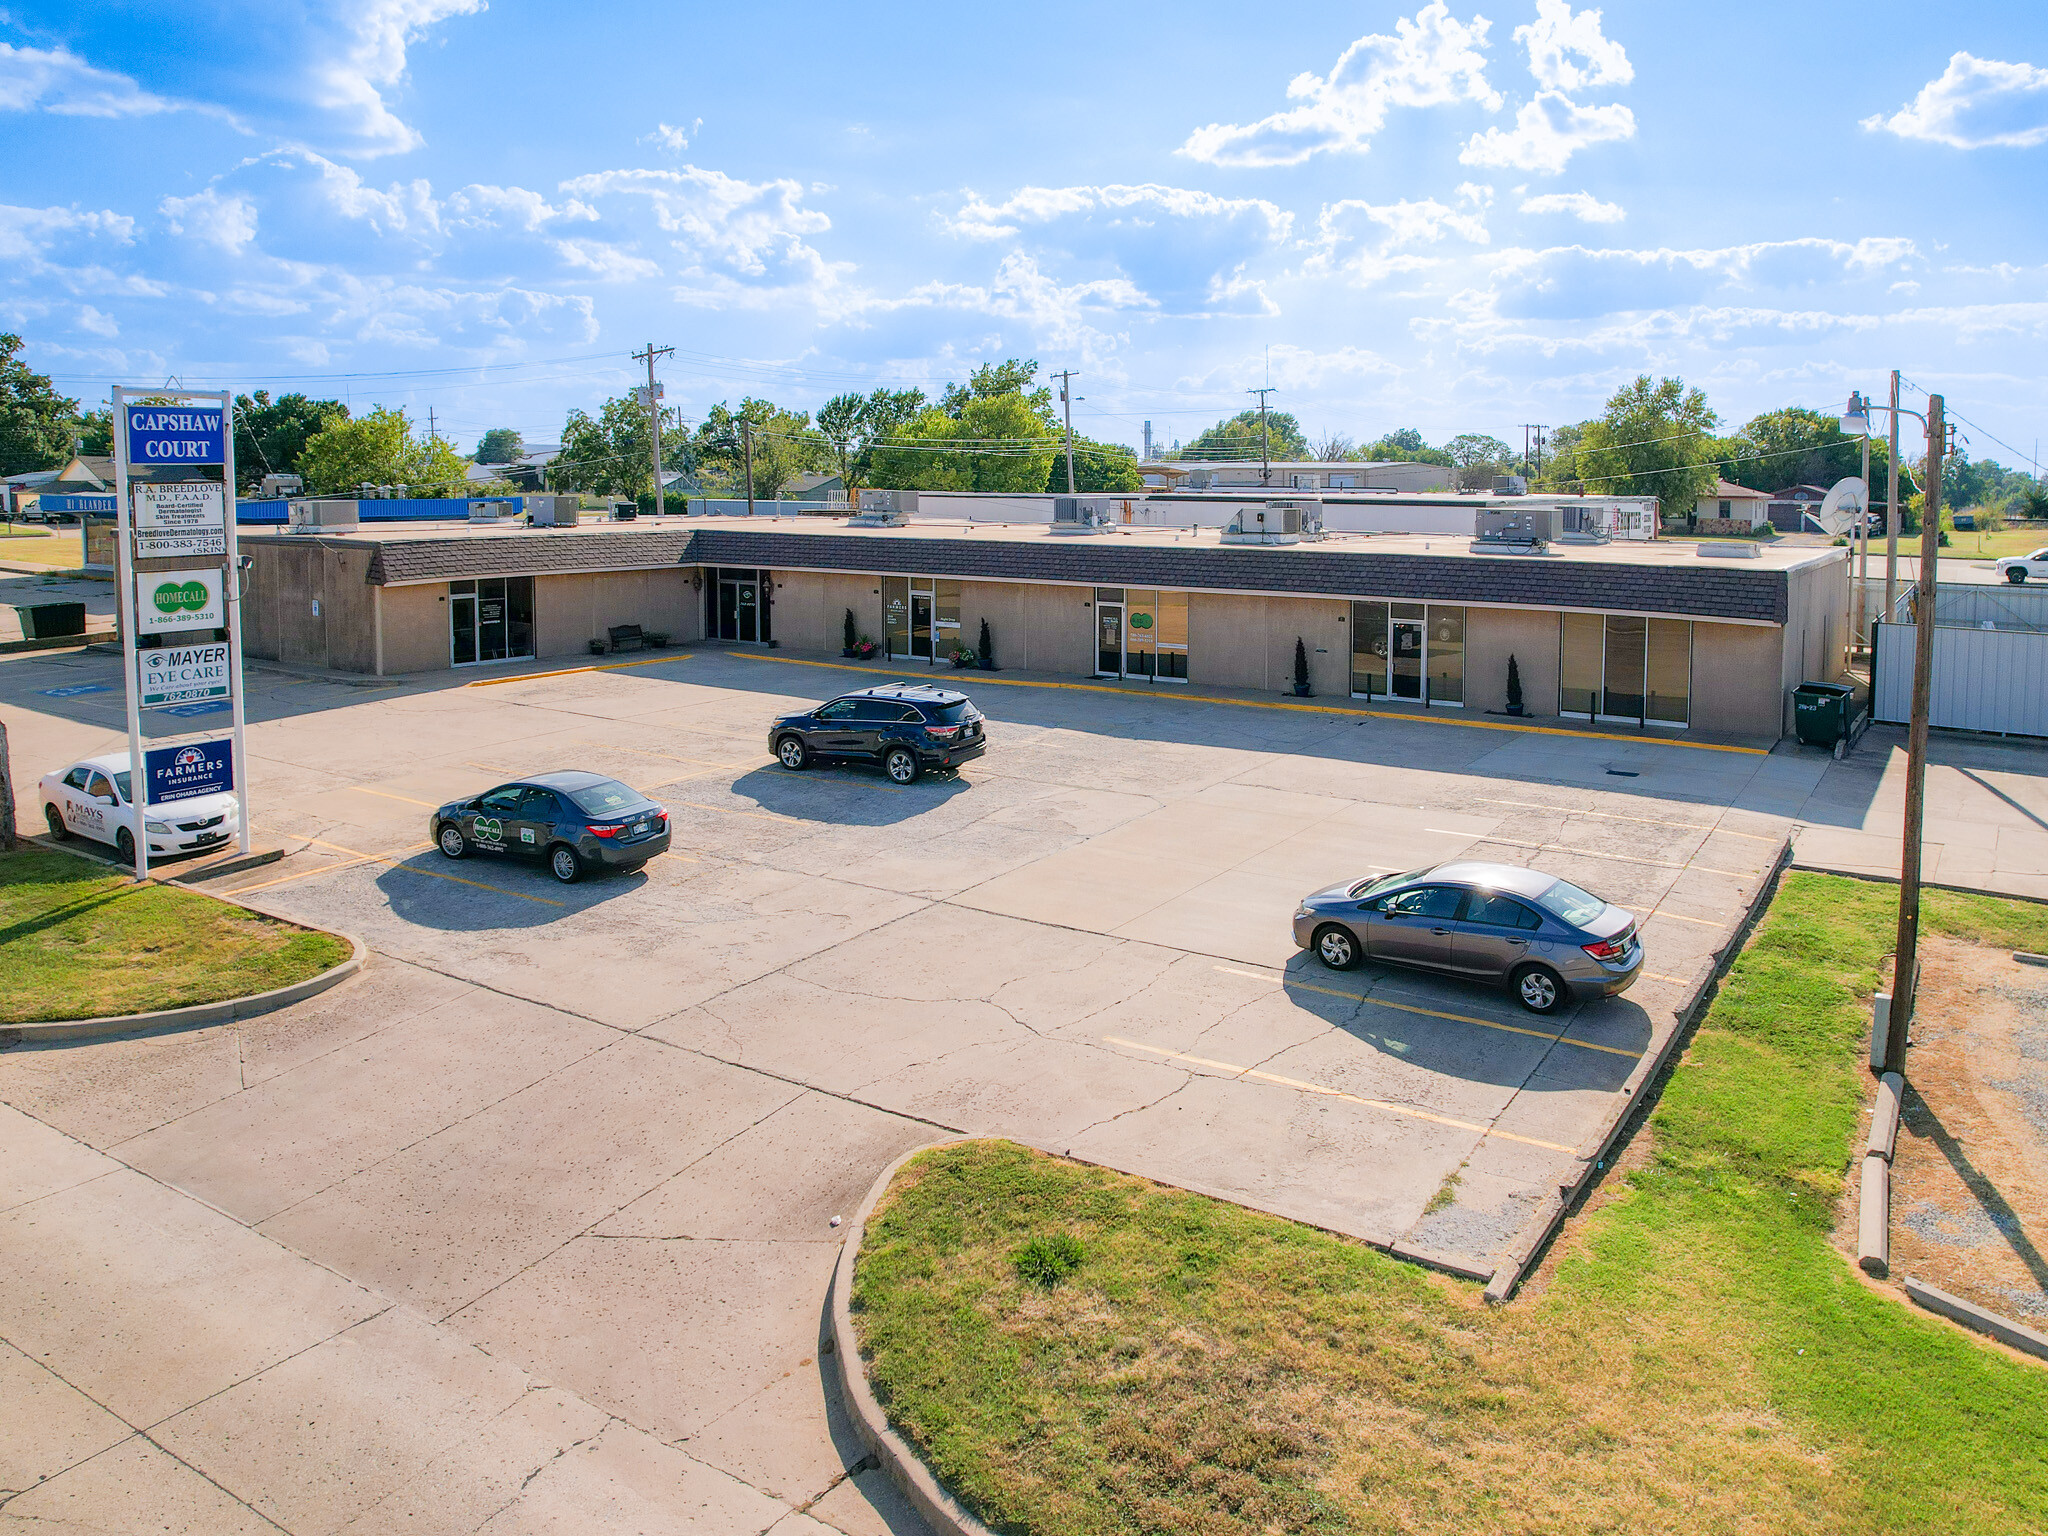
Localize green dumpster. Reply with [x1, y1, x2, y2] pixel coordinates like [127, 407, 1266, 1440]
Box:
[15, 601, 86, 639]
[1793, 681, 1856, 748]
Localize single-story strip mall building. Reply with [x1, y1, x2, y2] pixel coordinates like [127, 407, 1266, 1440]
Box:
[236, 515, 1850, 739]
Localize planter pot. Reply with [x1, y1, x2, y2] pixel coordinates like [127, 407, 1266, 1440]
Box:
[842, 648, 856, 658]
[1293, 683, 1313, 698]
[978, 658, 995, 670]
[1506, 704, 1524, 716]
[587, 640, 606, 656]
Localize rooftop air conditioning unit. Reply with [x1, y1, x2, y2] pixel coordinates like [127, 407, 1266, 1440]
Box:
[1491, 474, 1529, 496]
[286, 499, 359, 534]
[1554, 504, 1612, 544]
[258, 473, 302, 499]
[1221, 501, 1304, 544]
[1051, 495, 1116, 533]
[468, 500, 514, 523]
[850, 488, 911, 526]
[1473, 506, 1553, 550]
[529, 495, 580, 527]
[1269, 497, 1325, 539]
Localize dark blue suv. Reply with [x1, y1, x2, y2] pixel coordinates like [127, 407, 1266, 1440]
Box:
[769, 684, 985, 784]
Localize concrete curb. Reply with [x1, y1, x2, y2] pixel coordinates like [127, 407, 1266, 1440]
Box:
[1857, 1154, 1892, 1277]
[1904, 1276, 2048, 1364]
[1481, 834, 1796, 1304]
[1786, 860, 2048, 908]
[1, 931, 368, 1045]
[828, 1138, 1000, 1536]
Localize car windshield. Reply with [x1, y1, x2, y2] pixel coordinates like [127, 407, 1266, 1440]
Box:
[927, 700, 972, 724]
[1533, 877, 1607, 927]
[565, 779, 641, 816]
[1350, 866, 1429, 899]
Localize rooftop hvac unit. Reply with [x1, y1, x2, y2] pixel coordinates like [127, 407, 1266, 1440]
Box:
[258, 473, 302, 499]
[529, 495, 580, 527]
[1051, 495, 1116, 533]
[1555, 505, 1611, 544]
[850, 488, 911, 525]
[1473, 506, 1554, 549]
[286, 499, 360, 534]
[1491, 474, 1529, 496]
[1270, 497, 1325, 538]
[1221, 501, 1311, 544]
[468, 500, 515, 523]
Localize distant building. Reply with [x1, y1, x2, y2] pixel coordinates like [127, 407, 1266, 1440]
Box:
[1155, 460, 1456, 494]
[1766, 483, 1830, 532]
[1695, 479, 1772, 531]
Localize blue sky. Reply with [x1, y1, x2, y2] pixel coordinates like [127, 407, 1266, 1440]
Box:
[5, 1, 2047, 469]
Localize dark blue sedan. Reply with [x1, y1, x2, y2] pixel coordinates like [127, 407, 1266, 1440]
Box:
[432, 771, 669, 883]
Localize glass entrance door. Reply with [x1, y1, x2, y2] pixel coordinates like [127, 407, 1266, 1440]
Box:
[910, 592, 934, 659]
[451, 593, 477, 665]
[1390, 607, 1425, 699]
[478, 587, 509, 662]
[1097, 602, 1123, 675]
[716, 574, 759, 641]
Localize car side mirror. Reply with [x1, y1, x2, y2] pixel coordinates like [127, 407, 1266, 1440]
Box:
[96, 795, 116, 806]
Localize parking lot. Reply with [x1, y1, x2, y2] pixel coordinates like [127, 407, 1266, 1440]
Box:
[1, 643, 1833, 1533]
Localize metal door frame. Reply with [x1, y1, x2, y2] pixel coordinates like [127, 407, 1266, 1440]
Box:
[450, 591, 479, 666]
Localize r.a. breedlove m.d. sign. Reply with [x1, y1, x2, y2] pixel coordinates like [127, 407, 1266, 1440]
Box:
[126, 405, 225, 466]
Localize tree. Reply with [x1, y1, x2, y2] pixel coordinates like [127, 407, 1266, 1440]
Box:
[1444, 432, 1514, 490]
[553, 394, 684, 500]
[298, 407, 471, 497]
[234, 391, 347, 490]
[869, 393, 1060, 493]
[1310, 430, 1356, 462]
[1723, 406, 1885, 496]
[0, 333, 81, 475]
[687, 397, 823, 499]
[1533, 422, 1586, 491]
[1573, 376, 1720, 515]
[1361, 428, 1453, 467]
[940, 360, 1055, 426]
[1047, 435, 1143, 493]
[1184, 408, 1307, 463]
[816, 386, 926, 498]
[474, 427, 525, 465]
[73, 406, 113, 457]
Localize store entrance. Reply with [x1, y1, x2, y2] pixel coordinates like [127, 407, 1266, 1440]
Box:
[707, 567, 771, 644]
[450, 577, 534, 666]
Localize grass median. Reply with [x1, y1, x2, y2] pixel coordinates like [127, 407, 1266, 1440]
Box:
[1, 846, 351, 1024]
[851, 873, 2048, 1536]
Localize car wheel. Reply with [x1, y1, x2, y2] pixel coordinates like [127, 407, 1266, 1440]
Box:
[2009, 567, 2028, 584]
[1313, 924, 1360, 971]
[44, 804, 68, 841]
[115, 827, 136, 867]
[437, 823, 468, 859]
[777, 735, 809, 770]
[1511, 963, 1566, 1015]
[884, 746, 921, 785]
[548, 844, 583, 884]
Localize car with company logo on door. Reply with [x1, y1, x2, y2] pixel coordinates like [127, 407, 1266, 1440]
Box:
[1292, 860, 1642, 1014]
[431, 771, 670, 883]
[39, 751, 239, 865]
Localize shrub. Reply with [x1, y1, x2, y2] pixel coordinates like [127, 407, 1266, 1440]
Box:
[1013, 1231, 1084, 1288]
[843, 607, 858, 649]
[978, 616, 995, 667]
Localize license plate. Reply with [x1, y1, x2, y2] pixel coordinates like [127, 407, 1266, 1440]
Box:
[195, 831, 226, 845]
[632, 821, 648, 834]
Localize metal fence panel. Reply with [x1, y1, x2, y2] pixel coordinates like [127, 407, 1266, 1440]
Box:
[1858, 578, 2048, 631]
[1874, 621, 2048, 736]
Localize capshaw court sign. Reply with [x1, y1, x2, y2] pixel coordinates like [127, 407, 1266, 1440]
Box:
[126, 406, 225, 466]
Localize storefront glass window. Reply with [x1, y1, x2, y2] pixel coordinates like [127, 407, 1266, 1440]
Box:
[1351, 601, 1389, 697]
[1156, 591, 1188, 679]
[1560, 613, 1602, 716]
[936, 580, 961, 655]
[1602, 615, 1647, 719]
[1559, 613, 1692, 727]
[883, 577, 909, 657]
[1427, 607, 1465, 705]
[1646, 620, 1692, 726]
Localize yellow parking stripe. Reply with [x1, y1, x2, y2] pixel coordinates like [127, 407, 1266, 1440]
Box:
[345, 786, 437, 808]
[1103, 1036, 1575, 1153]
[226, 842, 434, 896]
[1214, 963, 1642, 1059]
[732, 651, 1768, 755]
[464, 653, 692, 687]
[302, 837, 568, 906]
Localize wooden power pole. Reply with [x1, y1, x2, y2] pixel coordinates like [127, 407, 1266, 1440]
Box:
[1888, 392, 1943, 1075]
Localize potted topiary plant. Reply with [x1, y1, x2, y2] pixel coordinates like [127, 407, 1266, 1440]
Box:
[587, 638, 606, 656]
[978, 617, 996, 670]
[1292, 636, 1313, 697]
[1505, 653, 1524, 716]
[841, 607, 858, 657]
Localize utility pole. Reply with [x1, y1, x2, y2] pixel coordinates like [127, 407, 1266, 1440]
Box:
[1519, 423, 1548, 481]
[1249, 386, 1277, 486]
[427, 407, 438, 443]
[741, 419, 755, 516]
[1888, 392, 1943, 1077]
[634, 343, 673, 514]
[1052, 369, 1080, 493]
[1883, 370, 1902, 623]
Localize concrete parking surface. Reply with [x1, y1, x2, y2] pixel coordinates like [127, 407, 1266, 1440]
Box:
[4, 640, 2046, 1534]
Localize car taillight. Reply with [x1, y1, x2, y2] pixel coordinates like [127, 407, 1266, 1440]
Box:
[1582, 934, 1632, 961]
[925, 724, 960, 740]
[589, 824, 622, 838]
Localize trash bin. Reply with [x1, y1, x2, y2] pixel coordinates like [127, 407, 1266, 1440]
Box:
[15, 601, 86, 639]
[1793, 681, 1856, 748]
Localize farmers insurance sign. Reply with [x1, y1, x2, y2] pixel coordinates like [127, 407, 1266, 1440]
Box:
[144, 740, 232, 804]
[137, 568, 225, 632]
[126, 406, 225, 465]
[140, 642, 231, 708]
[133, 481, 227, 558]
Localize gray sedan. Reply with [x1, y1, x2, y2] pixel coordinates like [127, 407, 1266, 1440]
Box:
[1292, 861, 1642, 1014]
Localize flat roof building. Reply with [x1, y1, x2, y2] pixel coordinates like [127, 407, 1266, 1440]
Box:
[236, 512, 1849, 742]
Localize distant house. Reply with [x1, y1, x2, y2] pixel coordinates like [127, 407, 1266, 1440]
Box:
[3, 454, 115, 519]
[784, 472, 846, 503]
[1168, 459, 1455, 494]
[1766, 483, 1830, 532]
[1694, 478, 1772, 530]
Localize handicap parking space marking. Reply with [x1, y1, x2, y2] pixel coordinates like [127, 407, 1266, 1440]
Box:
[1102, 1035, 1576, 1154]
[37, 683, 113, 698]
[1214, 962, 1643, 1059]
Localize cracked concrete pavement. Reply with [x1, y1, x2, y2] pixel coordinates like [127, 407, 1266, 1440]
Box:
[8, 638, 2043, 1532]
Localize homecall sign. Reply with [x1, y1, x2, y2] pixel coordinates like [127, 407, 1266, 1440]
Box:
[126, 406, 225, 464]
[137, 568, 225, 632]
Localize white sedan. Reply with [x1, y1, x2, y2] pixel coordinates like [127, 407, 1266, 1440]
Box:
[40, 752, 239, 865]
[1995, 548, 2048, 584]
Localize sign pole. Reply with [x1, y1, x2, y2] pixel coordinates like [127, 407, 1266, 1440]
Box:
[220, 390, 250, 854]
[112, 385, 150, 883]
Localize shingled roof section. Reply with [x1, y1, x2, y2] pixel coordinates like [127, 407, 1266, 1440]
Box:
[366, 529, 698, 586]
[357, 524, 1790, 625]
[689, 529, 1791, 625]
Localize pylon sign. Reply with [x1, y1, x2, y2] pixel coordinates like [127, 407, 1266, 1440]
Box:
[111, 386, 250, 880]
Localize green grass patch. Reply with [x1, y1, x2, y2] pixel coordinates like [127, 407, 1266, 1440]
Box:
[852, 873, 2048, 1535]
[0, 847, 350, 1023]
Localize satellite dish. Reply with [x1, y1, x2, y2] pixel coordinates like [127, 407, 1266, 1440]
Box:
[1816, 476, 1869, 537]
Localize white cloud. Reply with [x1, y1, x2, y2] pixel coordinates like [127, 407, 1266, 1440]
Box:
[559, 166, 831, 276]
[644, 119, 701, 153]
[1862, 52, 2048, 149]
[308, 0, 486, 156]
[159, 188, 260, 253]
[447, 183, 597, 231]
[76, 305, 119, 337]
[1460, 92, 1634, 173]
[1515, 1, 1632, 92]
[0, 204, 136, 260]
[1519, 190, 1625, 222]
[301, 153, 443, 235]
[1326, 196, 1491, 251]
[1179, 2, 1500, 168]
[0, 42, 176, 117]
[943, 184, 1292, 243]
[552, 238, 663, 281]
